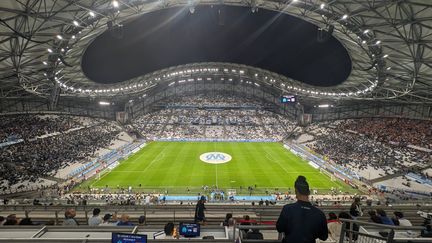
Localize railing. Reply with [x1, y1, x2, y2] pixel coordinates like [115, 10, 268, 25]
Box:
[0, 219, 429, 243]
[339, 218, 429, 243]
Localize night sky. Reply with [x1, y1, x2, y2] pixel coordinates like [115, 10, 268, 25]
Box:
[82, 5, 352, 86]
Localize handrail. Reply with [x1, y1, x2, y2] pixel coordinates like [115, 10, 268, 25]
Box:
[339, 218, 426, 230]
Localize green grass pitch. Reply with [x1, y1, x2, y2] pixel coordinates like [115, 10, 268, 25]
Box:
[81, 142, 356, 194]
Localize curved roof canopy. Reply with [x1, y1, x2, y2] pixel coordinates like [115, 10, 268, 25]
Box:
[0, 0, 431, 103]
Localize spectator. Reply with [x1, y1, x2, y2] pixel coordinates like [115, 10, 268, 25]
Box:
[226, 218, 240, 241]
[3, 214, 18, 225]
[245, 229, 264, 240]
[221, 213, 232, 226]
[368, 210, 383, 224]
[338, 212, 359, 241]
[276, 175, 328, 243]
[62, 209, 78, 226]
[194, 196, 206, 224]
[376, 209, 394, 226]
[327, 212, 341, 243]
[164, 222, 176, 239]
[393, 211, 412, 227]
[19, 218, 34, 225]
[240, 215, 252, 235]
[349, 197, 363, 219]
[100, 214, 117, 226]
[117, 214, 133, 226]
[421, 224, 432, 237]
[138, 216, 146, 226]
[88, 208, 102, 226]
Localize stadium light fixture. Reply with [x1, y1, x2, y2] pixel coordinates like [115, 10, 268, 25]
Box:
[47, 48, 53, 53]
[318, 104, 330, 108]
[376, 40, 381, 45]
[56, 35, 63, 40]
[73, 20, 79, 26]
[363, 29, 369, 34]
[42, 61, 47, 65]
[99, 101, 110, 106]
[89, 11, 95, 17]
[112, 0, 119, 8]
[71, 35, 76, 39]
[342, 14, 348, 20]
[383, 54, 388, 58]
[320, 3, 325, 9]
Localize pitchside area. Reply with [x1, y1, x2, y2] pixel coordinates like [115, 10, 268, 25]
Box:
[81, 142, 356, 194]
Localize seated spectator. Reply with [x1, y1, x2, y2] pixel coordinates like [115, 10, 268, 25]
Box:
[45, 220, 55, 226]
[245, 229, 264, 240]
[19, 218, 34, 225]
[240, 215, 252, 235]
[421, 224, 432, 238]
[393, 211, 412, 227]
[164, 222, 176, 239]
[327, 212, 341, 242]
[100, 214, 117, 226]
[3, 214, 18, 225]
[376, 209, 394, 225]
[138, 216, 146, 226]
[368, 210, 382, 224]
[117, 214, 133, 226]
[88, 208, 102, 226]
[221, 213, 232, 226]
[62, 209, 78, 226]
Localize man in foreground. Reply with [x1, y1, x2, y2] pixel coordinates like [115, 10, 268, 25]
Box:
[276, 175, 328, 243]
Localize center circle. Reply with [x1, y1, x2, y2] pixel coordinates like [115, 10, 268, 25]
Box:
[200, 152, 232, 164]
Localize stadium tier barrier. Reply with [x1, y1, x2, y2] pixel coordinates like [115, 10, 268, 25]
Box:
[339, 218, 431, 243]
[155, 138, 279, 142]
[0, 220, 429, 242]
[0, 204, 430, 227]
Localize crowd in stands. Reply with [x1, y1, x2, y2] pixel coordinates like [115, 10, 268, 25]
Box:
[0, 114, 99, 142]
[0, 114, 122, 188]
[163, 94, 271, 108]
[307, 119, 431, 180]
[132, 94, 295, 141]
[340, 118, 432, 149]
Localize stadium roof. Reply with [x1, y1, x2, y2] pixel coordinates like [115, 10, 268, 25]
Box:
[0, 0, 431, 103]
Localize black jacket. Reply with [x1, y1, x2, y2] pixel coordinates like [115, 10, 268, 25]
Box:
[276, 200, 328, 243]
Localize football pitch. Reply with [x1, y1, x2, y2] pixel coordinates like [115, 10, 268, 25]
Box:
[80, 142, 356, 194]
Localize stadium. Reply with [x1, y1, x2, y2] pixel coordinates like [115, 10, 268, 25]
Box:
[0, 0, 431, 242]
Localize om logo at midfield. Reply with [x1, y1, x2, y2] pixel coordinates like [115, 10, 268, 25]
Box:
[200, 152, 232, 164]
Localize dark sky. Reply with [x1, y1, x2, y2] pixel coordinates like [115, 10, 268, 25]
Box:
[82, 5, 352, 86]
